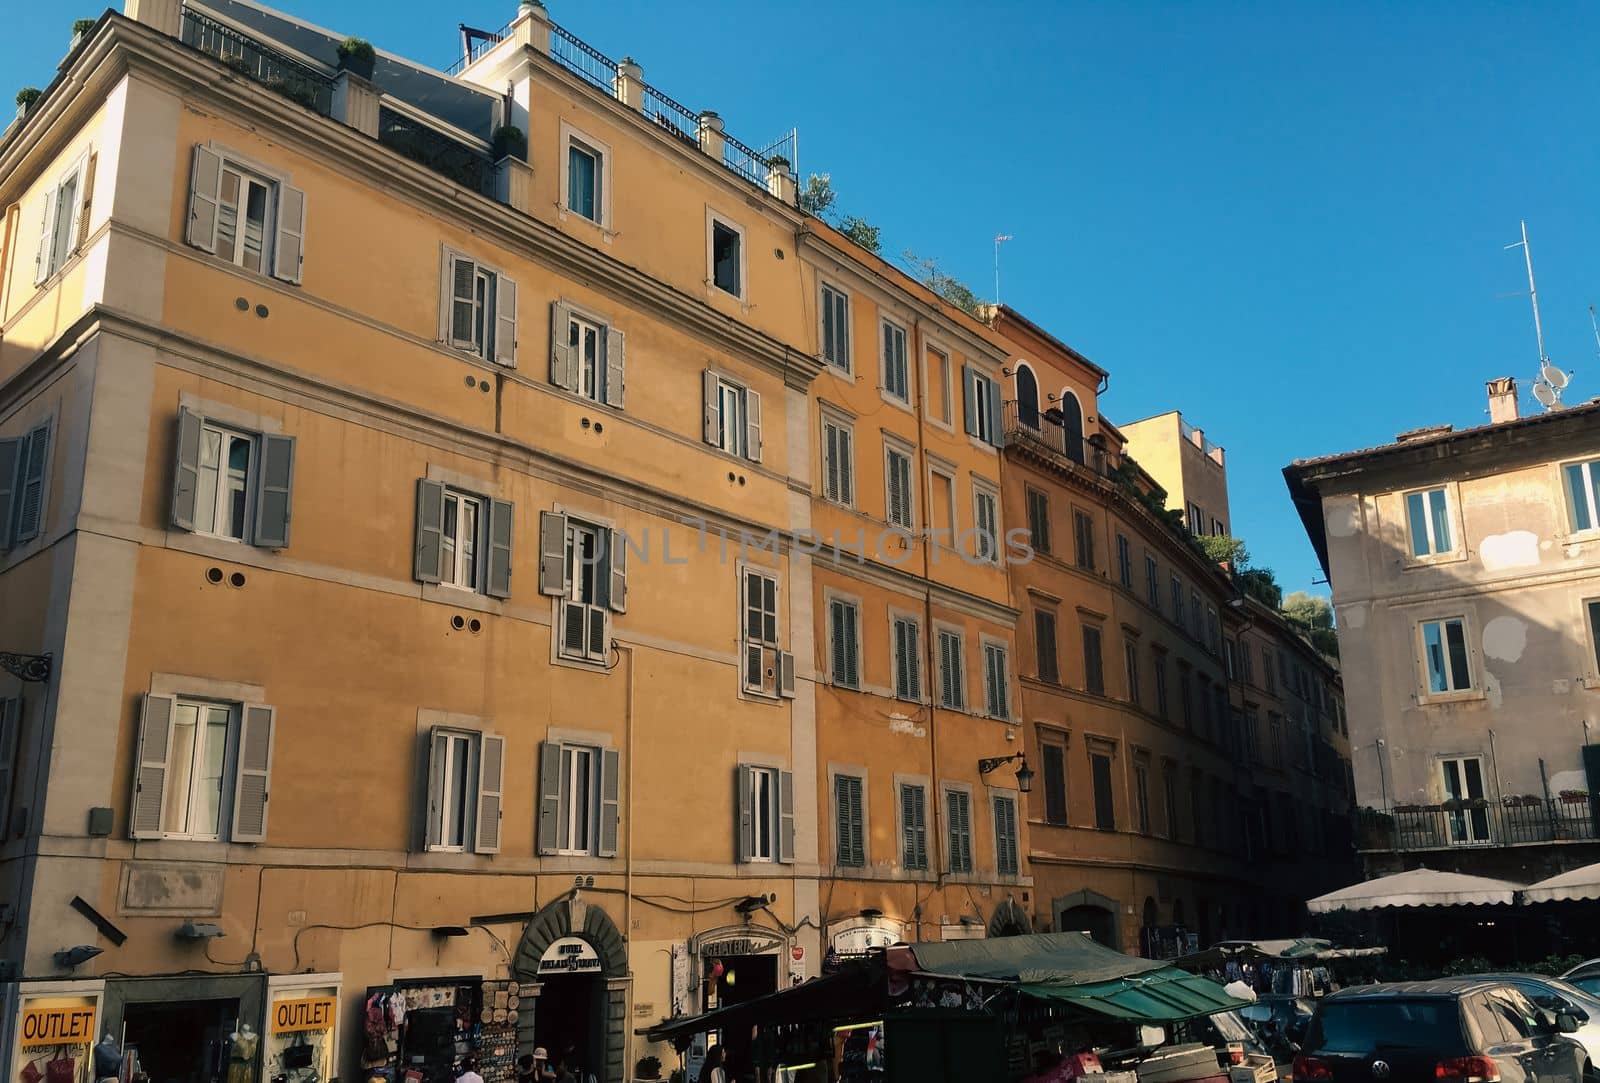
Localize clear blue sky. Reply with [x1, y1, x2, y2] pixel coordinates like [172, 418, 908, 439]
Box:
[10, 2, 1600, 597]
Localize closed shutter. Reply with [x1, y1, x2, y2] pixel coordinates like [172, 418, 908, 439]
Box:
[447, 253, 477, 350]
[185, 145, 223, 253]
[947, 790, 972, 873]
[603, 327, 626, 408]
[76, 151, 97, 252]
[486, 499, 514, 599]
[413, 478, 446, 584]
[779, 651, 796, 698]
[231, 703, 275, 843]
[538, 511, 567, 596]
[823, 424, 839, 502]
[130, 694, 175, 839]
[0, 698, 19, 838]
[13, 425, 48, 544]
[598, 747, 620, 857]
[474, 733, 505, 853]
[586, 605, 608, 660]
[842, 604, 859, 688]
[735, 764, 753, 862]
[561, 602, 587, 657]
[0, 438, 18, 550]
[778, 769, 795, 864]
[33, 187, 56, 285]
[836, 775, 864, 867]
[836, 425, 853, 504]
[1034, 611, 1057, 683]
[549, 302, 576, 389]
[170, 407, 203, 531]
[902, 785, 927, 869]
[830, 602, 849, 685]
[252, 433, 295, 549]
[536, 741, 561, 854]
[606, 529, 627, 613]
[996, 797, 1018, 875]
[272, 182, 306, 284]
[987, 379, 1006, 448]
[424, 727, 447, 850]
[962, 365, 978, 436]
[893, 621, 909, 698]
[494, 273, 518, 367]
[744, 388, 762, 463]
[701, 369, 720, 446]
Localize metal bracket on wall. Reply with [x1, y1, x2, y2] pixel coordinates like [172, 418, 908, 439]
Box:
[0, 651, 51, 683]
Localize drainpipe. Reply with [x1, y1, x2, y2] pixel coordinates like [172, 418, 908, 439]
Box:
[1487, 729, 1506, 801]
[616, 641, 637, 1065]
[911, 315, 947, 906]
[1375, 738, 1389, 807]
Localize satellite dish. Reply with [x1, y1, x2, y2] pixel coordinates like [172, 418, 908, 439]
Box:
[1541, 364, 1569, 389]
[1532, 381, 1558, 407]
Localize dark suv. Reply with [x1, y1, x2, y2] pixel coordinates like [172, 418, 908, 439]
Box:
[1294, 980, 1585, 1083]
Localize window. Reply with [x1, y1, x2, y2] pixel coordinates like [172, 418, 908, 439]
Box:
[1073, 510, 1095, 570]
[1278, 647, 1290, 687]
[834, 773, 865, 866]
[1178, 663, 1194, 728]
[892, 616, 922, 701]
[33, 152, 91, 283]
[1244, 709, 1260, 763]
[821, 413, 855, 506]
[1263, 647, 1278, 694]
[441, 489, 484, 591]
[1145, 555, 1160, 608]
[829, 597, 861, 688]
[549, 303, 624, 407]
[559, 745, 595, 853]
[737, 765, 794, 864]
[1588, 599, 1600, 675]
[171, 409, 295, 549]
[927, 347, 953, 424]
[742, 569, 793, 698]
[820, 283, 851, 371]
[442, 249, 518, 366]
[131, 694, 276, 843]
[537, 740, 618, 856]
[1134, 760, 1152, 835]
[1186, 501, 1205, 534]
[1163, 763, 1179, 840]
[702, 370, 762, 462]
[1, 421, 52, 548]
[1439, 756, 1490, 844]
[930, 468, 957, 543]
[1405, 487, 1455, 557]
[963, 365, 1003, 447]
[1041, 740, 1067, 826]
[1026, 488, 1051, 554]
[1267, 712, 1283, 767]
[1241, 642, 1254, 686]
[566, 137, 603, 222]
[1091, 750, 1115, 831]
[1034, 609, 1059, 683]
[429, 730, 475, 852]
[1207, 606, 1220, 653]
[1153, 649, 1170, 719]
[1564, 458, 1600, 533]
[538, 511, 624, 661]
[184, 146, 305, 284]
[419, 480, 512, 598]
[900, 783, 929, 870]
[1420, 617, 1473, 693]
[709, 213, 744, 298]
[885, 444, 915, 529]
[1171, 576, 1185, 625]
[1224, 639, 1237, 681]
[993, 794, 1020, 876]
[973, 484, 999, 563]
[946, 789, 973, 873]
[1191, 768, 1206, 846]
[937, 629, 965, 709]
[1191, 590, 1203, 638]
[881, 321, 909, 402]
[1116, 533, 1133, 588]
[1082, 624, 1104, 695]
[1124, 638, 1140, 705]
[984, 641, 1010, 719]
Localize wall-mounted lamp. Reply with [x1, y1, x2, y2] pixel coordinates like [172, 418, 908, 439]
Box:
[175, 922, 224, 940]
[54, 945, 102, 968]
[978, 753, 1034, 793]
[432, 926, 469, 938]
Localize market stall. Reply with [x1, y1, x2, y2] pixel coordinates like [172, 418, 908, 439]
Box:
[360, 976, 520, 1083]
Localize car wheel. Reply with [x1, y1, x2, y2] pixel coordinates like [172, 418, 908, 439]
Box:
[1584, 1058, 1597, 1083]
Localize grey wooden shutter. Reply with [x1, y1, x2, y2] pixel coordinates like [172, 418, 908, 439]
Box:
[252, 433, 295, 549]
[170, 407, 203, 532]
[900, 785, 916, 867]
[130, 694, 175, 839]
[962, 365, 978, 436]
[272, 182, 306, 284]
[33, 190, 55, 285]
[778, 769, 795, 864]
[586, 606, 608, 660]
[598, 747, 620, 857]
[448, 254, 477, 350]
[549, 301, 575, 389]
[76, 151, 97, 252]
[846, 776, 864, 866]
[604, 327, 626, 408]
[702, 369, 720, 445]
[606, 529, 627, 613]
[0, 699, 19, 838]
[474, 733, 505, 854]
[838, 426, 853, 504]
[414, 478, 445, 584]
[735, 764, 753, 862]
[904, 622, 921, 700]
[779, 651, 796, 698]
[13, 425, 48, 544]
[487, 499, 514, 599]
[494, 273, 518, 367]
[744, 388, 762, 463]
[231, 703, 275, 843]
[949, 790, 972, 873]
[829, 602, 847, 685]
[424, 727, 446, 850]
[912, 786, 928, 867]
[836, 775, 863, 866]
[538, 511, 567, 595]
[996, 797, 1018, 875]
[0, 437, 18, 550]
[987, 378, 1006, 447]
[537, 741, 562, 854]
[843, 605, 859, 687]
[186, 145, 223, 253]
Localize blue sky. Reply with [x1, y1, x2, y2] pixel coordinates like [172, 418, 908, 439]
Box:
[9, 2, 1599, 597]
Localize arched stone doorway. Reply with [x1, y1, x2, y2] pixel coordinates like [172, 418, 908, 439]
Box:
[513, 893, 629, 1083]
[1053, 888, 1121, 950]
[989, 897, 1034, 937]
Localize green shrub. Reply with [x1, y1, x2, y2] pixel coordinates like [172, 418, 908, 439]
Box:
[72, 18, 98, 37]
[16, 87, 42, 110]
[336, 37, 376, 63]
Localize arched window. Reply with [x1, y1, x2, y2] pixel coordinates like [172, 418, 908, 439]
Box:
[1016, 365, 1040, 429]
[1142, 897, 1158, 928]
[1171, 898, 1186, 927]
[1058, 390, 1084, 464]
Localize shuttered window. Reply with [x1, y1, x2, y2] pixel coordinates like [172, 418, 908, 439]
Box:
[892, 616, 921, 701]
[1073, 509, 1095, 570]
[881, 320, 909, 402]
[1091, 751, 1116, 831]
[414, 480, 513, 600]
[535, 511, 624, 662]
[439, 248, 517, 367]
[1153, 649, 1170, 719]
[531, 741, 619, 857]
[962, 366, 1004, 448]
[183, 145, 304, 284]
[168, 408, 295, 550]
[835, 774, 865, 867]
[742, 569, 794, 699]
[820, 284, 851, 371]
[1025, 488, 1050, 554]
[1145, 555, 1160, 608]
[821, 414, 854, 506]
[702, 369, 762, 463]
[937, 629, 964, 709]
[1, 421, 51, 548]
[993, 795, 1019, 876]
[736, 765, 795, 864]
[1041, 741, 1067, 826]
[1034, 610, 1058, 684]
[973, 485, 999, 563]
[984, 642, 1009, 720]
[129, 693, 275, 844]
[885, 444, 914, 529]
[946, 789, 973, 874]
[899, 783, 928, 870]
[1116, 533, 1133, 588]
[549, 301, 624, 408]
[0, 698, 19, 839]
[1124, 638, 1141, 706]
[1082, 624, 1104, 696]
[829, 598, 860, 689]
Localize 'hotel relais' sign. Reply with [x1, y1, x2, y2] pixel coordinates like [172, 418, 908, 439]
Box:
[539, 937, 601, 975]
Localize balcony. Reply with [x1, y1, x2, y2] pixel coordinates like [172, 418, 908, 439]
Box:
[1003, 400, 1122, 480]
[180, 7, 334, 117]
[1358, 798, 1600, 853]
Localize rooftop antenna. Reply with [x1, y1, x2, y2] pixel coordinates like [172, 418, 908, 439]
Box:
[994, 234, 1013, 305]
[1590, 304, 1600, 358]
[1505, 220, 1567, 410]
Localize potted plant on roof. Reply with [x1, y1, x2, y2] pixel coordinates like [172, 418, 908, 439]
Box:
[336, 37, 376, 81]
[71, 18, 97, 51]
[15, 87, 42, 119]
[491, 124, 527, 163]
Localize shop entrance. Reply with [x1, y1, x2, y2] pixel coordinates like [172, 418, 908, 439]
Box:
[535, 973, 605, 1082]
[123, 997, 241, 1083]
[708, 953, 777, 1077]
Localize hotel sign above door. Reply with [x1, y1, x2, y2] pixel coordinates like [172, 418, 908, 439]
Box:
[539, 937, 602, 975]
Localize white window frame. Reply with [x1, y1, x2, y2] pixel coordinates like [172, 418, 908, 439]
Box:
[1561, 457, 1600, 536]
[559, 121, 612, 228]
[746, 765, 779, 863]
[1419, 615, 1476, 698]
[969, 368, 999, 445]
[706, 208, 746, 299]
[890, 611, 923, 702]
[440, 488, 485, 592]
[820, 406, 856, 508]
[972, 479, 1000, 565]
[37, 152, 89, 282]
[884, 439, 916, 530]
[441, 248, 514, 366]
[427, 728, 476, 853]
[819, 280, 852, 373]
[1403, 485, 1460, 561]
[557, 742, 601, 856]
[880, 318, 910, 405]
[1586, 598, 1600, 680]
[566, 309, 609, 404]
[193, 420, 257, 543]
[982, 636, 1010, 721]
[712, 373, 751, 459]
[213, 160, 277, 275]
[1438, 755, 1491, 845]
[741, 565, 785, 699]
[935, 624, 966, 710]
[925, 343, 954, 428]
[158, 698, 238, 842]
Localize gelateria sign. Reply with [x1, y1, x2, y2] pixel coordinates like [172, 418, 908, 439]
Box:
[18, 1000, 96, 1049]
[271, 995, 336, 1034]
[538, 937, 602, 975]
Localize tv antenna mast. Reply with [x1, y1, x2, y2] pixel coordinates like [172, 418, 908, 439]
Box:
[1504, 220, 1570, 410]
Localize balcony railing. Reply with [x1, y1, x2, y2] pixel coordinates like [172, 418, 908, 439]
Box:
[549, 23, 620, 94]
[1003, 400, 1121, 479]
[180, 7, 334, 117]
[1358, 798, 1600, 853]
[377, 107, 492, 194]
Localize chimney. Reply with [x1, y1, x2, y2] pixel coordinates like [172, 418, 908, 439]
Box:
[1487, 377, 1519, 424]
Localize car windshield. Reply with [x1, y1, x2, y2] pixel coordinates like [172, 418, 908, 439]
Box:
[1568, 976, 1600, 999]
[1310, 1000, 1463, 1054]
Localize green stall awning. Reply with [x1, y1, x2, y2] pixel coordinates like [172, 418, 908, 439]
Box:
[1018, 967, 1250, 1023]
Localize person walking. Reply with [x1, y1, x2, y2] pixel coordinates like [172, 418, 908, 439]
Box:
[696, 1046, 726, 1083]
[456, 1055, 485, 1083]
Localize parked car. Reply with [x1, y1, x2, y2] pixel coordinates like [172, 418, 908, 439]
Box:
[1293, 979, 1585, 1083]
[1562, 961, 1600, 1000]
[1470, 973, 1600, 1080]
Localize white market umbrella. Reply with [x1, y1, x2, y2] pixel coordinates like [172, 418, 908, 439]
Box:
[1307, 867, 1525, 914]
[1522, 862, 1600, 904]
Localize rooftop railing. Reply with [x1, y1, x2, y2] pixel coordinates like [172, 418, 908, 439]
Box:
[180, 7, 334, 117]
[377, 106, 491, 195]
[549, 23, 619, 93]
[1358, 798, 1599, 853]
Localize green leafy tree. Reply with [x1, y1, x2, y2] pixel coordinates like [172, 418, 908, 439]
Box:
[902, 250, 985, 317]
[797, 174, 882, 254]
[1239, 569, 1283, 609]
[1198, 534, 1249, 568]
[1283, 590, 1339, 658]
[838, 216, 881, 255]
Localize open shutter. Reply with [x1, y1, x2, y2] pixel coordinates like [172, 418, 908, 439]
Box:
[598, 747, 620, 857]
[14, 424, 49, 543]
[170, 407, 202, 532]
[778, 770, 795, 864]
[272, 182, 306, 284]
[494, 273, 518, 367]
[735, 764, 753, 862]
[424, 727, 446, 850]
[0, 439, 17, 549]
[538, 510, 567, 595]
[76, 151, 97, 252]
[474, 733, 504, 854]
[486, 499, 514, 599]
[186, 145, 223, 253]
[130, 694, 175, 839]
[252, 433, 295, 549]
[0, 699, 19, 838]
[603, 327, 626, 408]
[448, 254, 477, 350]
[961, 365, 978, 436]
[33, 189, 55, 284]
[537, 741, 561, 854]
[606, 529, 627, 613]
[701, 369, 719, 446]
[414, 478, 445, 584]
[549, 302, 575, 390]
[779, 651, 796, 698]
[744, 388, 762, 463]
[231, 703, 275, 843]
[988, 379, 1006, 448]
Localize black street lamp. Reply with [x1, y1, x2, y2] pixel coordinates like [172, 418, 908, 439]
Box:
[978, 752, 1033, 793]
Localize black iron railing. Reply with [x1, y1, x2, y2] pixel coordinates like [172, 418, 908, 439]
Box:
[377, 107, 492, 194]
[180, 7, 334, 116]
[1003, 400, 1120, 479]
[549, 24, 619, 94]
[444, 18, 516, 77]
[1359, 798, 1600, 852]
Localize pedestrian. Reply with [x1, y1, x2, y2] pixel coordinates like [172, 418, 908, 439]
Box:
[696, 1046, 726, 1083]
[456, 1055, 485, 1083]
[516, 1055, 538, 1083]
[554, 1053, 577, 1083]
